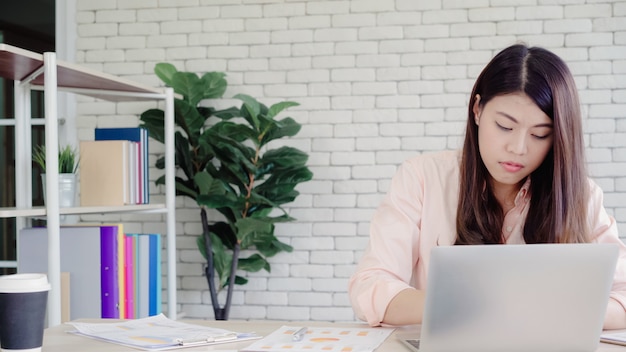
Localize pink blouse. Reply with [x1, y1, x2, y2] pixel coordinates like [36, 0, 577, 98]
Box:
[348, 150, 626, 326]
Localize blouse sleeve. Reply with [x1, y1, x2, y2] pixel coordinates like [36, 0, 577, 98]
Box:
[348, 159, 424, 326]
[588, 179, 626, 311]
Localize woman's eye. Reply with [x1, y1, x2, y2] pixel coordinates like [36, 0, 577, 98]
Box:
[496, 122, 511, 131]
[532, 133, 551, 140]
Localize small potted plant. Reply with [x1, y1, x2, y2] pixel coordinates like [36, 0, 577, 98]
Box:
[33, 144, 79, 207]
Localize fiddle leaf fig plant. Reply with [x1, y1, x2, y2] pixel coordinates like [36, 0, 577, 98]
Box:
[140, 63, 312, 320]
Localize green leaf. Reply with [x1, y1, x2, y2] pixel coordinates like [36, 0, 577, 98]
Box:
[256, 166, 313, 205]
[196, 234, 208, 260]
[154, 174, 165, 185]
[244, 191, 286, 216]
[261, 147, 309, 169]
[257, 239, 293, 258]
[234, 276, 248, 285]
[154, 63, 177, 86]
[210, 136, 258, 186]
[208, 221, 237, 248]
[270, 238, 294, 253]
[168, 176, 198, 199]
[197, 192, 242, 210]
[140, 108, 165, 144]
[212, 106, 242, 120]
[200, 72, 227, 100]
[207, 232, 233, 288]
[267, 101, 299, 120]
[210, 121, 257, 143]
[234, 94, 261, 129]
[260, 117, 302, 146]
[174, 99, 205, 145]
[193, 171, 230, 199]
[234, 218, 281, 250]
[238, 254, 270, 272]
[257, 166, 313, 192]
[194, 171, 214, 195]
[195, 133, 216, 168]
[174, 132, 197, 181]
[170, 71, 206, 106]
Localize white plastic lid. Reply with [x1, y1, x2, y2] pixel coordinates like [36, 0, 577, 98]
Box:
[0, 273, 50, 293]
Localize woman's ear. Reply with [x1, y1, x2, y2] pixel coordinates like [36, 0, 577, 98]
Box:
[473, 94, 481, 125]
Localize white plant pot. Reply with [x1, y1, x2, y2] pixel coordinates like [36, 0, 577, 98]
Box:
[41, 173, 77, 208]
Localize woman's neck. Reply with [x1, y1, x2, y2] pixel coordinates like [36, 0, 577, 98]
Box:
[492, 179, 525, 214]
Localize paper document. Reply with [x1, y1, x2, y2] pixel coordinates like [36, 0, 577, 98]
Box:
[67, 314, 259, 351]
[600, 331, 626, 346]
[241, 325, 394, 352]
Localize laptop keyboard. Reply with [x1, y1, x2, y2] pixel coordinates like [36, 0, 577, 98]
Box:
[404, 338, 420, 350]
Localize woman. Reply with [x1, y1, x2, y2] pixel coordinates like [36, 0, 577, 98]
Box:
[348, 44, 626, 330]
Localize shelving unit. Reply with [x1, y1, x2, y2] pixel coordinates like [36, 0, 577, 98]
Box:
[0, 44, 176, 327]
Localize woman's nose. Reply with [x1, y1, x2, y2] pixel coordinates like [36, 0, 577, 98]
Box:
[507, 132, 527, 155]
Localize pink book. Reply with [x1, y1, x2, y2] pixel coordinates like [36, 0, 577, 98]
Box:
[124, 235, 135, 319]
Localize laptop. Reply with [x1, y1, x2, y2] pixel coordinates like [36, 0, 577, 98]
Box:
[398, 243, 619, 352]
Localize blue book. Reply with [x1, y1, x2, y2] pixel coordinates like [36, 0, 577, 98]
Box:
[148, 233, 162, 316]
[95, 127, 149, 204]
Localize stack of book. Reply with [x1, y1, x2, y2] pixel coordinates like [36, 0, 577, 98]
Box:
[17, 225, 162, 321]
[80, 127, 149, 207]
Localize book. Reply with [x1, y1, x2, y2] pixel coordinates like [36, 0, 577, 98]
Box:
[135, 234, 151, 318]
[100, 226, 120, 319]
[95, 127, 149, 204]
[116, 224, 127, 319]
[124, 234, 135, 319]
[147, 233, 162, 316]
[18, 226, 108, 320]
[132, 234, 140, 318]
[79, 140, 130, 206]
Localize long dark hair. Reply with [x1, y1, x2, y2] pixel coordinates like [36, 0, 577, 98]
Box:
[455, 44, 590, 245]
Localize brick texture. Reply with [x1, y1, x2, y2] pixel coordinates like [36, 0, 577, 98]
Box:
[73, 0, 626, 321]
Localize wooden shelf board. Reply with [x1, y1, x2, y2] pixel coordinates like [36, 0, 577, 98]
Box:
[0, 43, 165, 101]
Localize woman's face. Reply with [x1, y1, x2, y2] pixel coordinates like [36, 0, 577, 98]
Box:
[474, 92, 553, 193]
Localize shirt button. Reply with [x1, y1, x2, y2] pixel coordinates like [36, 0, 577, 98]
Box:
[506, 226, 513, 232]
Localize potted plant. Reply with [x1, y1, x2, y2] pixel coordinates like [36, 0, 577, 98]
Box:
[140, 63, 313, 320]
[33, 144, 80, 207]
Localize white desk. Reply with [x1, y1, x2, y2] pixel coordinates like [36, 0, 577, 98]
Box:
[43, 319, 626, 351]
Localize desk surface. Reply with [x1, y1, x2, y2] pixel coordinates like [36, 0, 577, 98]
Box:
[43, 319, 626, 351]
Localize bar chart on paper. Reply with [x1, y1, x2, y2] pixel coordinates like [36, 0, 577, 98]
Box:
[241, 325, 394, 352]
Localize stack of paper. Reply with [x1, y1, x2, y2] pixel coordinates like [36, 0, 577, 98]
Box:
[67, 314, 259, 351]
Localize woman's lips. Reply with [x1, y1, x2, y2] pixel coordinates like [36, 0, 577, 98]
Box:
[501, 161, 523, 173]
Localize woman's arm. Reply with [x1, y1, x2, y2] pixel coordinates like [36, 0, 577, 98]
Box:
[349, 151, 460, 327]
[587, 179, 626, 329]
[382, 288, 426, 326]
[348, 159, 426, 326]
[604, 298, 626, 330]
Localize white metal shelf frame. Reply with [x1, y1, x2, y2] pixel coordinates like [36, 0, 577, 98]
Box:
[0, 44, 176, 326]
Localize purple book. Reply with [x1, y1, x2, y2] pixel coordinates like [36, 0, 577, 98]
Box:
[100, 226, 120, 318]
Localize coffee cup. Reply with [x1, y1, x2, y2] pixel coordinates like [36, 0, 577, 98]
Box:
[0, 273, 50, 352]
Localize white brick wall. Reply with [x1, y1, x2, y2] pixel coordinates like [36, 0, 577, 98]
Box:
[72, 0, 626, 321]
